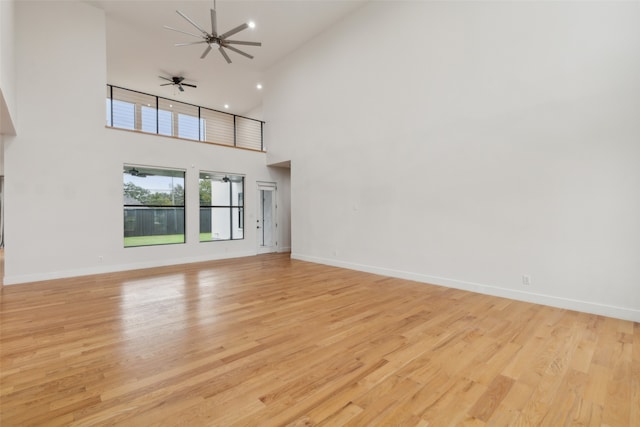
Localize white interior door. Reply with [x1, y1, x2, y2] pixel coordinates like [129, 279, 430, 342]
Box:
[257, 182, 277, 254]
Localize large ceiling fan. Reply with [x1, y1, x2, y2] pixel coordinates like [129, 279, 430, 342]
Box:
[164, 0, 262, 64]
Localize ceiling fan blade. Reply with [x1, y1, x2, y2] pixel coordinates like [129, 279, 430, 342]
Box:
[182, 83, 197, 88]
[211, 8, 217, 36]
[219, 23, 248, 40]
[219, 47, 232, 64]
[201, 44, 213, 59]
[224, 40, 262, 47]
[224, 44, 254, 59]
[175, 41, 207, 46]
[160, 83, 173, 86]
[178, 84, 185, 92]
[176, 10, 208, 36]
[159, 76, 173, 82]
[163, 25, 202, 39]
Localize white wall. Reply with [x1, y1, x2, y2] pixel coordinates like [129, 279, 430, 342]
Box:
[0, 0, 16, 135]
[267, 165, 291, 252]
[5, 1, 289, 284]
[265, 1, 640, 321]
[244, 104, 264, 122]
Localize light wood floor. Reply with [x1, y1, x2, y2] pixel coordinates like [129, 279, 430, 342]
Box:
[1, 254, 638, 426]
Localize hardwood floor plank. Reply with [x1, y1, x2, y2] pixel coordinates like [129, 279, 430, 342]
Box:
[468, 375, 514, 422]
[315, 401, 363, 426]
[632, 322, 640, 427]
[542, 368, 589, 426]
[1, 254, 637, 426]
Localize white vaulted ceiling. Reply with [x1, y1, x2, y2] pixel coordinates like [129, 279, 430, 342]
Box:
[86, 0, 366, 117]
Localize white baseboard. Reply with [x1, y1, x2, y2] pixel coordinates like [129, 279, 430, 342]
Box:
[3, 251, 257, 285]
[291, 253, 640, 323]
[278, 246, 292, 253]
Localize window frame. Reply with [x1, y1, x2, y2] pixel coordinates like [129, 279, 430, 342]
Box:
[123, 165, 186, 248]
[199, 172, 245, 242]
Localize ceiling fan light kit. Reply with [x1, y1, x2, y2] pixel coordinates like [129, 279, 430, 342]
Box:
[164, 0, 262, 64]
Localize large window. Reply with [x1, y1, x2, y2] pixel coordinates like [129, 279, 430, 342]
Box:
[199, 172, 244, 241]
[123, 166, 186, 247]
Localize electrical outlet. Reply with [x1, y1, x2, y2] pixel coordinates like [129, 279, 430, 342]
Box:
[522, 275, 532, 286]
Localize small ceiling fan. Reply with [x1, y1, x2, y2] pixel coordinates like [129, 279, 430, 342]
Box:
[164, 0, 261, 64]
[159, 76, 197, 92]
[125, 167, 154, 178]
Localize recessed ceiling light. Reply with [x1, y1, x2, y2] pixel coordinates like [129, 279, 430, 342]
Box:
[248, 21, 256, 29]
[169, 104, 173, 108]
[224, 104, 229, 109]
[256, 83, 263, 90]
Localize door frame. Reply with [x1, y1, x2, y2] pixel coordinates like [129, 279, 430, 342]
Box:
[257, 182, 277, 254]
